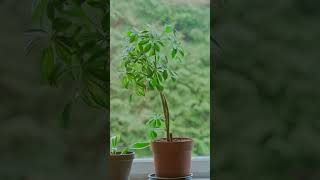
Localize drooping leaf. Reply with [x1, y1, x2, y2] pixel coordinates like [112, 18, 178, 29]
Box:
[122, 75, 129, 89]
[41, 46, 55, 83]
[171, 48, 177, 58]
[148, 131, 157, 140]
[130, 142, 150, 149]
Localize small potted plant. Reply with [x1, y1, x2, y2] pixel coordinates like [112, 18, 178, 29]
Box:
[110, 135, 149, 180]
[121, 24, 193, 179]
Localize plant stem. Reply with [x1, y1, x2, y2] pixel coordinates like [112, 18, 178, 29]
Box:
[159, 91, 171, 141]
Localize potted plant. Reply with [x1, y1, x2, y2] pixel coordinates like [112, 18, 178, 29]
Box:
[110, 135, 149, 180]
[121, 24, 193, 179]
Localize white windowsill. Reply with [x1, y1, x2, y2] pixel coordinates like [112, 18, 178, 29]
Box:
[130, 156, 210, 180]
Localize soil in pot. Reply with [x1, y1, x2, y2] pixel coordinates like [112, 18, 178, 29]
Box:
[109, 152, 135, 180]
[151, 138, 193, 178]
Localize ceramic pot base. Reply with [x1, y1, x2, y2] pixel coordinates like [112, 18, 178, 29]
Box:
[148, 173, 193, 180]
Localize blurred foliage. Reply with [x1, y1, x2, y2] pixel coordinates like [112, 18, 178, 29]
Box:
[26, 0, 109, 126]
[0, 0, 107, 179]
[110, 0, 210, 157]
[213, 0, 320, 179]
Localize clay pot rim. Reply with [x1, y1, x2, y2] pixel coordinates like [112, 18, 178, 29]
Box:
[152, 137, 193, 144]
[110, 151, 135, 160]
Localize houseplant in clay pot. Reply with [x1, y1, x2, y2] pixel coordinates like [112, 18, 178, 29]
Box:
[121, 24, 193, 179]
[110, 135, 150, 180]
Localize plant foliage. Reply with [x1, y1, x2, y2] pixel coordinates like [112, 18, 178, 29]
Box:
[27, 0, 110, 125]
[121, 25, 184, 142]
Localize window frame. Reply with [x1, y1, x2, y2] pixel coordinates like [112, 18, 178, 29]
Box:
[130, 156, 210, 179]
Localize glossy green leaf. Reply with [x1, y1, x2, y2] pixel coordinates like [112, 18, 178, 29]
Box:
[149, 131, 157, 140]
[130, 142, 150, 149]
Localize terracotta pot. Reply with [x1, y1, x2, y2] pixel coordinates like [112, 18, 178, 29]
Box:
[151, 138, 193, 178]
[109, 152, 134, 180]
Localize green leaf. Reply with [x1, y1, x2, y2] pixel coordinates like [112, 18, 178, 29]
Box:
[42, 46, 55, 83]
[149, 131, 157, 140]
[130, 35, 137, 43]
[55, 41, 72, 64]
[121, 148, 129, 154]
[85, 76, 108, 108]
[146, 116, 164, 129]
[122, 76, 129, 89]
[163, 70, 168, 80]
[170, 70, 178, 81]
[144, 43, 152, 52]
[149, 49, 156, 56]
[111, 135, 121, 149]
[171, 48, 177, 59]
[127, 31, 133, 37]
[150, 78, 157, 89]
[157, 41, 165, 47]
[47, 1, 55, 20]
[179, 49, 185, 57]
[130, 142, 150, 149]
[32, 0, 48, 23]
[154, 44, 160, 52]
[156, 82, 164, 91]
[165, 25, 172, 33]
[136, 85, 145, 96]
[138, 39, 149, 46]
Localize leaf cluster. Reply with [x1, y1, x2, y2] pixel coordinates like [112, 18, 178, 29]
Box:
[121, 25, 184, 96]
[27, 0, 110, 126]
[110, 135, 150, 155]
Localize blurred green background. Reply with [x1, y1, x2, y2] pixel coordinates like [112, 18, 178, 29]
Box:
[110, 0, 210, 157]
[213, 0, 320, 179]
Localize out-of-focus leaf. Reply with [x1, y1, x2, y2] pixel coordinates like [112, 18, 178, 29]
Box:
[32, 0, 48, 23]
[41, 45, 55, 83]
[165, 25, 172, 33]
[171, 48, 177, 58]
[130, 142, 150, 149]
